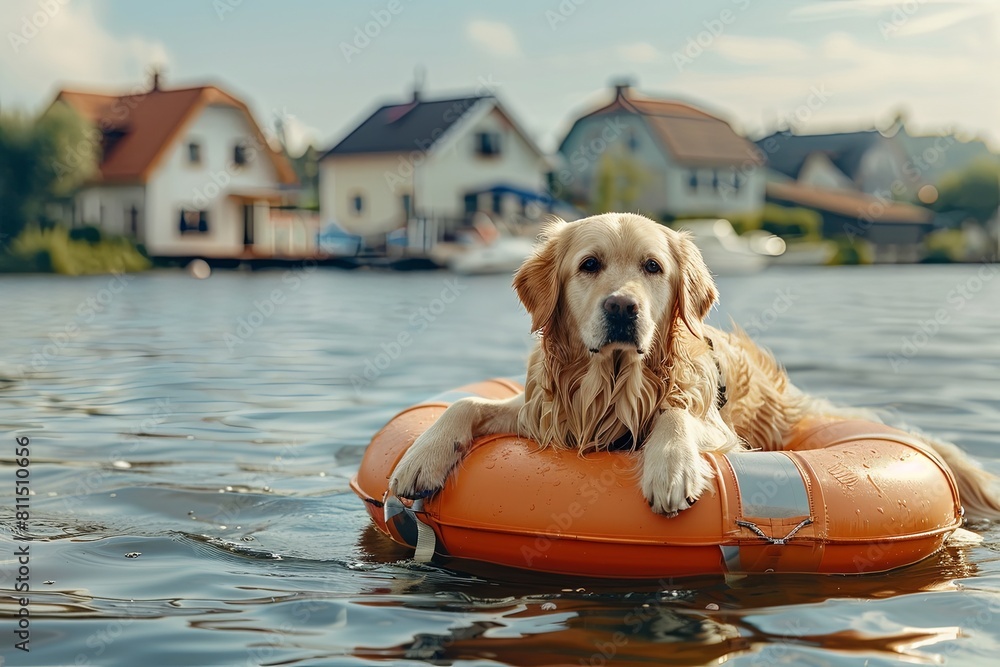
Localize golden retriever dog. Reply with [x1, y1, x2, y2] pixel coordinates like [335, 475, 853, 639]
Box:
[389, 213, 1000, 519]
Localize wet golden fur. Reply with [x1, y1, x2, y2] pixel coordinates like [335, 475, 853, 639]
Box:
[513, 216, 811, 455]
[391, 213, 1000, 519]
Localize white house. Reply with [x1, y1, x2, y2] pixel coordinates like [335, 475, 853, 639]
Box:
[51, 75, 303, 259]
[754, 128, 914, 198]
[318, 89, 552, 246]
[556, 81, 765, 220]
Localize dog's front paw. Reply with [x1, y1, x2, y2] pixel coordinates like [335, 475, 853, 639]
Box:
[641, 448, 714, 517]
[388, 434, 463, 500]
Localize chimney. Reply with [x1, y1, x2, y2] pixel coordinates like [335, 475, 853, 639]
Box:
[150, 65, 164, 92]
[412, 65, 426, 103]
[612, 77, 634, 99]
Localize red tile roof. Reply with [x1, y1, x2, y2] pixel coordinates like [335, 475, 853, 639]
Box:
[53, 84, 296, 185]
[568, 92, 761, 167]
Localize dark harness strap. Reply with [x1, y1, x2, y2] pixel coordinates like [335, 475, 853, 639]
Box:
[706, 337, 728, 410]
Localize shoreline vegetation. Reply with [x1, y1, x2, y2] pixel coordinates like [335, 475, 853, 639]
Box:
[0, 225, 150, 275]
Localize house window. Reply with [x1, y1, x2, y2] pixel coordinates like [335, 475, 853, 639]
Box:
[688, 170, 698, 191]
[188, 142, 202, 165]
[464, 194, 478, 215]
[234, 143, 248, 166]
[711, 169, 720, 191]
[179, 209, 209, 234]
[401, 193, 413, 218]
[492, 192, 503, 214]
[351, 194, 364, 215]
[732, 170, 743, 192]
[475, 131, 502, 157]
[627, 131, 639, 152]
[128, 204, 139, 237]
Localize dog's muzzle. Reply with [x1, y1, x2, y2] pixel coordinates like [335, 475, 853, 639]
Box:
[602, 295, 640, 347]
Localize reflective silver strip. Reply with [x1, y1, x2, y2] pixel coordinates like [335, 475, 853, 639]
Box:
[726, 451, 810, 518]
[384, 495, 438, 562]
[720, 545, 741, 572]
[411, 499, 437, 563]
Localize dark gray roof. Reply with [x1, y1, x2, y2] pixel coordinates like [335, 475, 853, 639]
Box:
[320, 95, 491, 159]
[755, 130, 884, 181]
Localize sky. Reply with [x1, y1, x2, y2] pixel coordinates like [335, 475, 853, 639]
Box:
[1, 0, 998, 155]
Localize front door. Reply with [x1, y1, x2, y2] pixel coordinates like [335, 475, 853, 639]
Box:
[243, 204, 254, 246]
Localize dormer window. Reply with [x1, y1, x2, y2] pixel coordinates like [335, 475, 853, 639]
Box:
[188, 142, 201, 165]
[475, 132, 502, 157]
[234, 143, 248, 166]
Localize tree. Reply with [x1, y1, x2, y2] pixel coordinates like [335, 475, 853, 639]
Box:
[0, 102, 96, 245]
[592, 150, 646, 214]
[931, 159, 1000, 225]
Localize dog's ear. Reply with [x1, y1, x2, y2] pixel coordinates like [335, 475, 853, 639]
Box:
[513, 219, 565, 334]
[668, 230, 717, 337]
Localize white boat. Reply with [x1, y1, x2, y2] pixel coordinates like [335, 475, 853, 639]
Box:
[447, 236, 537, 275]
[672, 219, 778, 275]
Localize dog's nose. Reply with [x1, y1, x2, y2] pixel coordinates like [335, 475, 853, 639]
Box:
[603, 295, 638, 318]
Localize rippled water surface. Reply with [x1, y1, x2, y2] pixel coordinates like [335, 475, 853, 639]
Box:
[2, 264, 1000, 666]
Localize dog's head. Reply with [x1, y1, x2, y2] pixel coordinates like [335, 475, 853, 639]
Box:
[513, 213, 717, 359]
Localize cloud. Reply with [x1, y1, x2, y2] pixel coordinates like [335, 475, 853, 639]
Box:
[617, 42, 661, 64]
[789, 0, 990, 21]
[670, 30, 999, 147]
[0, 0, 169, 110]
[886, 3, 991, 37]
[466, 19, 521, 58]
[713, 35, 810, 63]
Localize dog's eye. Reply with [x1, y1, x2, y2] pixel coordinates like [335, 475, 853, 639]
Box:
[643, 259, 662, 274]
[580, 257, 601, 274]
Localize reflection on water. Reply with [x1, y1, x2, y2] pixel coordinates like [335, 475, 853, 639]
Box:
[2, 266, 1000, 666]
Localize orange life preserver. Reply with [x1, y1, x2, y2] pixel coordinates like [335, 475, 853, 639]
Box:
[351, 379, 963, 578]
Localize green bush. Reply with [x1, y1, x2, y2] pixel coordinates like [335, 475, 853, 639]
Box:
[828, 236, 873, 265]
[1, 225, 150, 275]
[921, 229, 964, 263]
[759, 204, 821, 241]
[68, 225, 102, 244]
